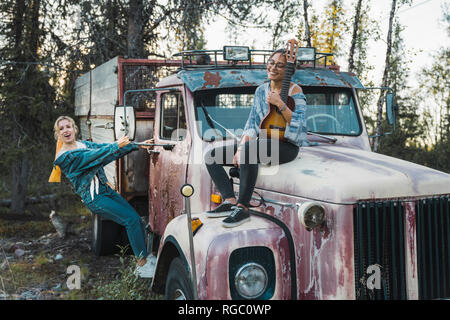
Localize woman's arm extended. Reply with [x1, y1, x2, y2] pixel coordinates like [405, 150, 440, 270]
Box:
[68, 139, 138, 174]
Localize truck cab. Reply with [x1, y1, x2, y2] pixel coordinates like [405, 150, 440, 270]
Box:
[75, 47, 450, 300]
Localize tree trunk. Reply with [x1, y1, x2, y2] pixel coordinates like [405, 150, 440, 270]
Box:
[28, 0, 40, 57]
[10, 0, 41, 213]
[303, 0, 312, 47]
[128, 0, 145, 58]
[12, 0, 26, 51]
[348, 0, 363, 73]
[373, 0, 397, 152]
[11, 151, 30, 213]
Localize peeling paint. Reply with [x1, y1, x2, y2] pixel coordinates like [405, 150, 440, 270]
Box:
[178, 68, 365, 92]
[404, 201, 419, 299]
[202, 71, 222, 89]
[405, 202, 416, 277]
[79, 57, 450, 300]
[149, 63, 450, 300]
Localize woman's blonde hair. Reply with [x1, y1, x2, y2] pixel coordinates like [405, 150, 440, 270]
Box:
[53, 116, 79, 141]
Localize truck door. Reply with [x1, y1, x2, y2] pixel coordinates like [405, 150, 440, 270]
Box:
[149, 89, 190, 235]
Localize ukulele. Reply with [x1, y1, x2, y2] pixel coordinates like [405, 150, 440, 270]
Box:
[260, 39, 298, 140]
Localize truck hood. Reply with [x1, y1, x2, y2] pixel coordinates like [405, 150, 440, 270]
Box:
[256, 145, 450, 204]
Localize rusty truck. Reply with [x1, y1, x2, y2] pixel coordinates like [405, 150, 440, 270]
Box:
[74, 47, 450, 300]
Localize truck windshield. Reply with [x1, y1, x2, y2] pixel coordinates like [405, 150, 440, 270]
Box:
[304, 87, 361, 136]
[194, 87, 254, 140]
[194, 86, 361, 141]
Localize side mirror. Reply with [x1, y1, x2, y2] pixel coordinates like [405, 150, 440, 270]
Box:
[362, 86, 397, 138]
[114, 106, 136, 140]
[385, 92, 395, 126]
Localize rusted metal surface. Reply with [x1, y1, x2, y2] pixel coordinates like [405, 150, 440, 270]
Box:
[153, 132, 450, 299]
[256, 145, 450, 204]
[204, 221, 291, 299]
[177, 68, 364, 92]
[156, 211, 291, 299]
[148, 86, 190, 234]
[77, 57, 450, 300]
[149, 140, 189, 234]
[404, 201, 419, 299]
[154, 186, 357, 299]
[143, 61, 450, 300]
[151, 77, 450, 300]
[244, 191, 355, 299]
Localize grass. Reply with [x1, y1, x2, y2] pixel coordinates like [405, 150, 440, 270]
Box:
[0, 201, 162, 300]
[89, 246, 159, 300]
[0, 253, 65, 298]
[0, 219, 55, 238]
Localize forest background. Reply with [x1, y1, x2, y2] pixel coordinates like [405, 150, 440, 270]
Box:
[0, 0, 449, 214]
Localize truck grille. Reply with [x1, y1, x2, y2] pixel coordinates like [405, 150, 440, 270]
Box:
[353, 200, 407, 300]
[416, 196, 450, 299]
[354, 197, 450, 300]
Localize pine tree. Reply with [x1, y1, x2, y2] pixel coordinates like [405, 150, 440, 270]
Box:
[0, 0, 59, 213]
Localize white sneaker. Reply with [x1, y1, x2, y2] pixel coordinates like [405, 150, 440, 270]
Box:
[135, 255, 157, 278]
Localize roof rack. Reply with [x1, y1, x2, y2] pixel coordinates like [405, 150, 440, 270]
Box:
[172, 49, 273, 70]
[313, 52, 334, 68]
[172, 47, 335, 70]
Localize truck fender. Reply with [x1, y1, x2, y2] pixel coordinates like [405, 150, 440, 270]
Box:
[151, 235, 190, 294]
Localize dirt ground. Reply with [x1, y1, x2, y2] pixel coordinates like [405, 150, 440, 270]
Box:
[0, 204, 158, 300]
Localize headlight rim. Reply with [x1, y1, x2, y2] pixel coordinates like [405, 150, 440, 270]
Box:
[298, 201, 326, 231]
[234, 262, 268, 299]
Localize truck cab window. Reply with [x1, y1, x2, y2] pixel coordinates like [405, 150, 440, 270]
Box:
[160, 92, 186, 141]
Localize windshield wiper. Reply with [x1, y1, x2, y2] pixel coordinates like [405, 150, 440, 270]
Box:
[307, 131, 337, 144]
[200, 103, 239, 142]
[200, 103, 224, 140]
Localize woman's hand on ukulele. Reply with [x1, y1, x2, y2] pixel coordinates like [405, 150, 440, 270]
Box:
[267, 91, 284, 109]
[233, 150, 241, 168]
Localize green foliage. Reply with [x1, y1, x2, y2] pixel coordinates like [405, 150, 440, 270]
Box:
[318, 0, 346, 63]
[0, 0, 449, 206]
[377, 5, 449, 173]
[92, 246, 155, 300]
[0, 0, 74, 212]
[419, 47, 450, 145]
[378, 21, 422, 156]
[0, 219, 54, 238]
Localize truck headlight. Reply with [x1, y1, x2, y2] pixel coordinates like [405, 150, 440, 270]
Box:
[298, 201, 326, 231]
[234, 263, 268, 299]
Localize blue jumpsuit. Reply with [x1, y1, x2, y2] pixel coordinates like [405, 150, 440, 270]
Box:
[54, 140, 148, 259]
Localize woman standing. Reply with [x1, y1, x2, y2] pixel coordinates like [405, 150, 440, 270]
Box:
[50, 115, 155, 278]
[205, 47, 307, 227]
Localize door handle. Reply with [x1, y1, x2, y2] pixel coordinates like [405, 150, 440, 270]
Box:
[94, 122, 114, 129]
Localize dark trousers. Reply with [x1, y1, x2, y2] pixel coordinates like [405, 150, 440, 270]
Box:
[205, 138, 299, 207]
